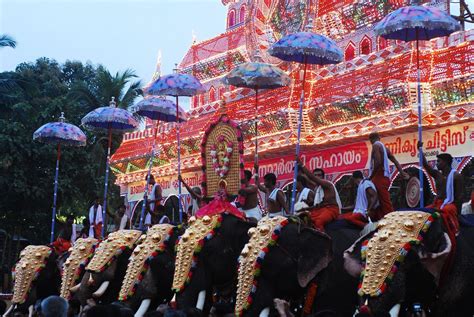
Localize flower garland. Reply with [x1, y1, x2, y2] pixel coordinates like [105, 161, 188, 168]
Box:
[357, 212, 439, 298]
[210, 135, 233, 178]
[119, 226, 175, 301]
[235, 217, 289, 317]
[173, 215, 223, 293]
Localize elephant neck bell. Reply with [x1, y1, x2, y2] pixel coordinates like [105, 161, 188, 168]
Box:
[12, 245, 52, 304]
[359, 211, 434, 297]
[86, 230, 142, 273]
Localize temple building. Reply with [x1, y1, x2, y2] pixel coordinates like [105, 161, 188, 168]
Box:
[111, 0, 473, 217]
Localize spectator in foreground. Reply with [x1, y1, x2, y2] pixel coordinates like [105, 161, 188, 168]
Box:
[41, 296, 68, 317]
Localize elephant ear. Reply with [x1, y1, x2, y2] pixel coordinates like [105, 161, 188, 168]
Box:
[297, 228, 333, 288]
[416, 220, 453, 285]
[343, 227, 377, 278]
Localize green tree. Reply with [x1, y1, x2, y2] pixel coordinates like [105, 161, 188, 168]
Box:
[0, 34, 16, 48]
[0, 58, 140, 244]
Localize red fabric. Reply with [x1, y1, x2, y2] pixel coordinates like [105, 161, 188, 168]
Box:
[371, 170, 393, 220]
[309, 205, 339, 231]
[196, 194, 245, 220]
[471, 191, 474, 209]
[427, 198, 458, 286]
[51, 238, 72, 255]
[339, 212, 369, 228]
[94, 223, 102, 239]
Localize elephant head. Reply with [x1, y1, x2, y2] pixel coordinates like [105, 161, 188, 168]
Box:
[173, 213, 255, 313]
[344, 211, 453, 317]
[59, 238, 98, 300]
[76, 230, 142, 306]
[234, 216, 333, 317]
[118, 224, 183, 316]
[8, 245, 61, 316]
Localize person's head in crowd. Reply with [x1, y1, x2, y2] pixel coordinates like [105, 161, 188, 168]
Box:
[352, 170, 364, 186]
[263, 173, 277, 189]
[66, 214, 75, 226]
[82, 218, 90, 228]
[192, 186, 202, 197]
[41, 296, 68, 317]
[313, 168, 325, 179]
[148, 175, 156, 186]
[117, 205, 126, 217]
[369, 132, 380, 144]
[92, 196, 100, 207]
[436, 153, 453, 171]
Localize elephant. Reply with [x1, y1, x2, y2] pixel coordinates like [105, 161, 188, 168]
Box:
[173, 213, 255, 314]
[118, 224, 184, 316]
[234, 215, 362, 317]
[344, 210, 474, 317]
[59, 238, 98, 301]
[75, 230, 142, 306]
[6, 245, 61, 316]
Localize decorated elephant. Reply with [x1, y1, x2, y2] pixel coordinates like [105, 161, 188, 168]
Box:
[59, 238, 98, 301]
[118, 224, 184, 316]
[173, 213, 255, 314]
[234, 216, 361, 317]
[75, 230, 142, 306]
[344, 211, 474, 317]
[6, 245, 61, 316]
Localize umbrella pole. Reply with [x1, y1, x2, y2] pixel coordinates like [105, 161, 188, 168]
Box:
[416, 32, 425, 208]
[139, 121, 160, 231]
[255, 88, 259, 166]
[290, 57, 308, 214]
[50, 143, 61, 244]
[102, 127, 112, 238]
[176, 96, 183, 223]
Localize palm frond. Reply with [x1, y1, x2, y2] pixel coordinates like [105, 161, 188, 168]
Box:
[0, 34, 16, 48]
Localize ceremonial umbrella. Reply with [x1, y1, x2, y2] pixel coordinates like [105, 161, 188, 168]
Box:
[33, 112, 87, 243]
[223, 53, 291, 165]
[82, 97, 138, 236]
[268, 21, 343, 213]
[133, 96, 187, 230]
[145, 67, 205, 223]
[374, 2, 460, 207]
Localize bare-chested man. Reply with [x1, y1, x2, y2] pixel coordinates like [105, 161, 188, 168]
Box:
[369, 132, 409, 220]
[418, 142, 463, 233]
[297, 159, 341, 231]
[255, 171, 288, 217]
[238, 170, 262, 221]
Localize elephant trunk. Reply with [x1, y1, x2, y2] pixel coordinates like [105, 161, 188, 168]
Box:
[196, 290, 206, 310]
[259, 307, 270, 317]
[134, 299, 151, 317]
[92, 281, 110, 298]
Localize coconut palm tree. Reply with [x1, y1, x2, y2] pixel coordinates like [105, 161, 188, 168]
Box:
[69, 66, 142, 111]
[0, 34, 16, 48]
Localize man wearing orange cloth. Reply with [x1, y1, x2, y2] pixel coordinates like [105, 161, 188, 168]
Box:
[368, 132, 409, 220]
[297, 159, 341, 231]
[418, 142, 463, 233]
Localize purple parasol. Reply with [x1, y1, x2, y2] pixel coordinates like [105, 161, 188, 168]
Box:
[33, 112, 86, 243]
[374, 3, 460, 207]
[268, 21, 343, 214]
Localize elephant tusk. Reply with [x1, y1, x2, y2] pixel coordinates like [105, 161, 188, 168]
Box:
[196, 290, 206, 310]
[2, 303, 15, 317]
[28, 305, 34, 317]
[389, 303, 401, 317]
[259, 307, 270, 317]
[70, 283, 81, 293]
[92, 281, 110, 298]
[170, 293, 177, 309]
[88, 274, 95, 286]
[134, 299, 151, 317]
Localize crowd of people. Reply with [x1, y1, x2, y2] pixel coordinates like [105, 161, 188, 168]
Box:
[51, 132, 471, 254]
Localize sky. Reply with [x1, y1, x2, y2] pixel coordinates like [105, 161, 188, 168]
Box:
[0, 0, 227, 107]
